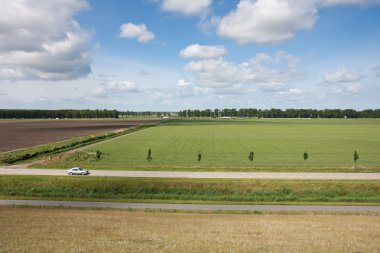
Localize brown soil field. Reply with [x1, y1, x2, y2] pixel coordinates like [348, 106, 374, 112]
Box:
[0, 119, 156, 153]
[0, 207, 379, 252]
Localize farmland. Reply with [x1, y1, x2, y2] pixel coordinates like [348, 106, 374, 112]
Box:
[0, 119, 157, 153]
[40, 118, 380, 172]
[1, 206, 379, 252]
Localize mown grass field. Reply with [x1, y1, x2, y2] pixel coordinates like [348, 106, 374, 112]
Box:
[1, 206, 379, 252]
[1, 176, 379, 204]
[40, 118, 380, 172]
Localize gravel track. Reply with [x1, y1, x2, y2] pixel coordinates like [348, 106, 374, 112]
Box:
[1, 167, 380, 180]
[0, 200, 379, 212]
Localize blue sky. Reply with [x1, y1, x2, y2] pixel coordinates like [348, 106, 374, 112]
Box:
[0, 0, 380, 111]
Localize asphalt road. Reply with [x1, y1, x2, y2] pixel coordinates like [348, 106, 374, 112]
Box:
[1, 167, 380, 180]
[1, 200, 379, 212]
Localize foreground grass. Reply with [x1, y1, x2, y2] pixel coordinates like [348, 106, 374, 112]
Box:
[38, 118, 380, 172]
[1, 206, 379, 252]
[1, 176, 379, 204]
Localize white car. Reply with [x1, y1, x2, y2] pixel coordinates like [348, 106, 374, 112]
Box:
[67, 167, 90, 175]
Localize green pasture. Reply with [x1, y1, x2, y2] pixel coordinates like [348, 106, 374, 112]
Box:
[42, 118, 380, 171]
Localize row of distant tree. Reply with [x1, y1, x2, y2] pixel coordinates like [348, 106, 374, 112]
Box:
[0, 109, 119, 119]
[119, 111, 173, 118]
[178, 108, 380, 118]
[2, 108, 380, 119]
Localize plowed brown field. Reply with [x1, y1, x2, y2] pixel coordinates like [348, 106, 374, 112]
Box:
[0, 119, 156, 152]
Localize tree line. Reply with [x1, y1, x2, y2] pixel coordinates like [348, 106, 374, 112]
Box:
[119, 111, 173, 118]
[178, 108, 380, 118]
[0, 109, 119, 119]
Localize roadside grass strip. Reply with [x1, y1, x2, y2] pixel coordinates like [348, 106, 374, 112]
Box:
[1, 176, 379, 204]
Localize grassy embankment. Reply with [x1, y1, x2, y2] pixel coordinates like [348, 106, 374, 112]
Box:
[1, 206, 379, 252]
[1, 176, 379, 205]
[0, 122, 158, 165]
[37, 118, 380, 172]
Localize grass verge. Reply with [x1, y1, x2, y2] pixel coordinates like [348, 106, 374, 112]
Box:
[1, 176, 379, 204]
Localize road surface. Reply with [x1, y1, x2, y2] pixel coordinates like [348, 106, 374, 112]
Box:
[0, 167, 380, 180]
[0, 200, 379, 212]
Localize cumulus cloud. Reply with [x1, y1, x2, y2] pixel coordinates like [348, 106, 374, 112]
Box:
[217, 0, 380, 45]
[177, 78, 190, 88]
[344, 83, 362, 94]
[0, 0, 92, 80]
[160, 0, 212, 16]
[91, 81, 139, 98]
[108, 81, 138, 92]
[289, 88, 303, 94]
[179, 44, 226, 59]
[324, 67, 360, 83]
[198, 15, 221, 35]
[119, 23, 155, 43]
[318, 0, 380, 6]
[185, 58, 239, 88]
[218, 0, 318, 44]
[323, 67, 364, 94]
[184, 51, 305, 91]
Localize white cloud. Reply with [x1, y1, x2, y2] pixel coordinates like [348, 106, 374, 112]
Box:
[177, 78, 190, 88]
[323, 68, 364, 94]
[318, 0, 380, 6]
[160, 0, 212, 16]
[240, 51, 305, 84]
[91, 81, 138, 98]
[324, 67, 360, 83]
[289, 88, 303, 94]
[218, 0, 318, 44]
[179, 44, 227, 59]
[0, 0, 92, 80]
[345, 83, 362, 94]
[107, 81, 138, 92]
[184, 51, 305, 90]
[199, 15, 221, 35]
[119, 23, 155, 43]
[217, 0, 380, 45]
[185, 58, 239, 88]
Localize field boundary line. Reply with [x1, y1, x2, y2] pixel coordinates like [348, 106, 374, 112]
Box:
[1, 199, 379, 212]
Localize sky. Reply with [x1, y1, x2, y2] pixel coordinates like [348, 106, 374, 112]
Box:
[0, 0, 380, 111]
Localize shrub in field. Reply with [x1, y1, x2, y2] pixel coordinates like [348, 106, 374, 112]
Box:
[198, 151, 202, 162]
[147, 148, 152, 161]
[95, 150, 103, 160]
[354, 150, 359, 163]
[64, 151, 103, 162]
[303, 151, 308, 161]
[248, 151, 254, 161]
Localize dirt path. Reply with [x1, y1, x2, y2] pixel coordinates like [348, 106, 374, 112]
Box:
[0, 200, 379, 212]
[1, 167, 380, 180]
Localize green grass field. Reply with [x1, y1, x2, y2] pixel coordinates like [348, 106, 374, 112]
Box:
[39, 118, 380, 172]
